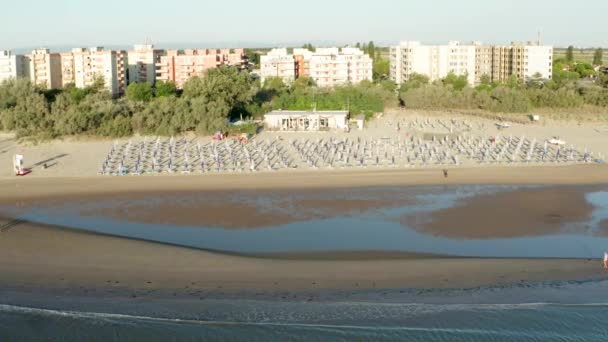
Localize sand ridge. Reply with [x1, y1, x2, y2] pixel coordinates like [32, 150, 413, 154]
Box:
[0, 222, 605, 293]
[404, 186, 603, 239]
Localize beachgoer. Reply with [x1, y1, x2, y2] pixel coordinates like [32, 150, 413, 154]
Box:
[604, 252, 608, 270]
[443, 169, 448, 178]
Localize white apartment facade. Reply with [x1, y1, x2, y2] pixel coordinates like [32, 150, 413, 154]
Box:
[390, 41, 476, 85]
[62, 47, 127, 96]
[518, 44, 553, 80]
[391, 41, 553, 86]
[261, 47, 372, 87]
[0, 50, 27, 82]
[128, 44, 165, 85]
[260, 48, 296, 83]
[25, 49, 63, 89]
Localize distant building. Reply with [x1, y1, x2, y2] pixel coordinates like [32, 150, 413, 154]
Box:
[156, 48, 248, 88]
[25, 49, 63, 89]
[390, 41, 553, 85]
[261, 47, 372, 87]
[390, 41, 477, 86]
[61, 47, 128, 96]
[260, 48, 297, 83]
[127, 44, 165, 85]
[0, 50, 27, 82]
[264, 110, 349, 131]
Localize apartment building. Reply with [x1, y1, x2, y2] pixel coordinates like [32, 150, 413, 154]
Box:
[261, 47, 372, 87]
[474, 43, 494, 84]
[25, 49, 62, 89]
[260, 48, 297, 83]
[513, 43, 553, 81]
[59, 52, 75, 86]
[127, 44, 165, 85]
[0, 50, 27, 82]
[391, 41, 553, 86]
[156, 48, 248, 88]
[60, 47, 127, 96]
[390, 41, 476, 85]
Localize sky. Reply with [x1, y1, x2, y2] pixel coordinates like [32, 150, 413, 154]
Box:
[1, 0, 607, 50]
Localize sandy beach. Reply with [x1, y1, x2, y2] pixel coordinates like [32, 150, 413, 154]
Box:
[0, 167, 607, 297]
[2, 112, 608, 299]
[405, 185, 602, 239]
[1, 220, 605, 294]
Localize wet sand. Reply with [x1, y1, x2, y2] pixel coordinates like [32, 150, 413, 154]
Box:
[1, 164, 608, 203]
[0, 221, 604, 294]
[599, 220, 608, 236]
[1, 165, 608, 295]
[74, 191, 409, 229]
[406, 186, 600, 239]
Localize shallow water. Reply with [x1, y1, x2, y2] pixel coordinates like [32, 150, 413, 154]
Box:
[3, 282, 608, 342]
[3, 184, 608, 340]
[4, 185, 608, 258]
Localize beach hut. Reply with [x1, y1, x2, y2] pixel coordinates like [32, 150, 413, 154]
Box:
[263, 110, 349, 131]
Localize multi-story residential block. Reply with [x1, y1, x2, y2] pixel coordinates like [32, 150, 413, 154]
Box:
[390, 41, 476, 86]
[127, 44, 165, 85]
[25, 49, 62, 89]
[156, 48, 248, 88]
[391, 41, 553, 86]
[474, 43, 494, 84]
[0, 50, 27, 82]
[514, 43, 553, 81]
[260, 48, 297, 83]
[261, 47, 372, 87]
[60, 47, 127, 96]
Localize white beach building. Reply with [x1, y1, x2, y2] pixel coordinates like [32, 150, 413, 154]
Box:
[264, 110, 349, 131]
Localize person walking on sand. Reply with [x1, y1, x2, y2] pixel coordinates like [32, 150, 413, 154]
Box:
[443, 169, 448, 178]
[604, 252, 608, 270]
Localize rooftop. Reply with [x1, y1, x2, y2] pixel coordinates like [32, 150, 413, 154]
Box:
[265, 110, 349, 116]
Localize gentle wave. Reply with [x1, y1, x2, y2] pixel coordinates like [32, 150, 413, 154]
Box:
[2, 301, 608, 322]
[3, 302, 608, 341]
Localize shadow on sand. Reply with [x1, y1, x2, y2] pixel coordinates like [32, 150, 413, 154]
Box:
[31, 154, 69, 168]
[0, 218, 25, 233]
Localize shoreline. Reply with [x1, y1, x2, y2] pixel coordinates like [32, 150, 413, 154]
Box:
[0, 164, 607, 301]
[0, 222, 605, 294]
[1, 164, 608, 202]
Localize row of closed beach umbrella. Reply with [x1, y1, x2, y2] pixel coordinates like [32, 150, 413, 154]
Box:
[99, 133, 603, 176]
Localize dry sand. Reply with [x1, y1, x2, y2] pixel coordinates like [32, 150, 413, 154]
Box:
[406, 186, 600, 239]
[2, 111, 608, 180]
[0, 221, 604, 292]
[1, 164, 608, 203]
[2, 112, 608, 294]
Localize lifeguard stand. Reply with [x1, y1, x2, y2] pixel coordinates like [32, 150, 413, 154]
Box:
[13, 154, 25, 176]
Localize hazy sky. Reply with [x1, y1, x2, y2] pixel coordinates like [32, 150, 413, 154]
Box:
[1, 0, 607, 49]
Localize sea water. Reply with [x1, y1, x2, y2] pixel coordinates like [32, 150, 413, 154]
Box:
[3, 184, 608, 341]
[6, 185, 608, 258]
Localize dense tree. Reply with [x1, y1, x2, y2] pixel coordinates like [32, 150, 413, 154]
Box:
[566, 45, 575, 62]
[155, 81, 177, 97]
[442, 73, 468, 91]
[244, 49, 261, 68]
[2, 55, 608, 140]
[593, 48, 603, 66]
[574, 63, 596, 78]
[366, 41, 376, 59]
[302, 43, 315, 51]
[126, 82, 154, 102]
[373, 57, 390, 81]
[183, 66, 255, 119]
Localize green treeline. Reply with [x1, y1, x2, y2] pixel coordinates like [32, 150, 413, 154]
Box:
[0, 67, 393, 139]
[398, 72, 608, 113]
[1, 57, 607, 139]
